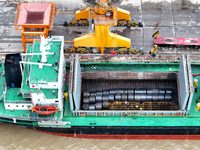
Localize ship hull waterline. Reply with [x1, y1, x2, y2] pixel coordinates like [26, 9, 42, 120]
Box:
[1, 119, 200, 140]
[35, 125, 200, 140]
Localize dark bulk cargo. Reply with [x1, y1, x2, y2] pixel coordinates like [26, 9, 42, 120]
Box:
[82, 88, 174, 111]
[81, 68, 178, 111]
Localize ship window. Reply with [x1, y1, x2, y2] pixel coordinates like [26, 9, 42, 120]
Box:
[55, 100, 58, 102]
[8, 105, 10, 107]
[16, 105, 18, 107]
[22, 105, 24, 107]
[38, 99, 40, 101]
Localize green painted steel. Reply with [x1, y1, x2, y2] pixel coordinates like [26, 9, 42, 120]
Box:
[1, 40, 200, 129]
[0, 41, 63, 123]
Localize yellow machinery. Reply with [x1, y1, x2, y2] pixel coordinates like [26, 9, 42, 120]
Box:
[194, 79, 198, 87]
[197, 103, 200, 111]
[149, 45, 158, 57]
[73, 0, 133, 54]
[64, 92, 69, 100]
[152, 31, 160, 39]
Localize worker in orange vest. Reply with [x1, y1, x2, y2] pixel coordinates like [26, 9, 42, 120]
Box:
[149, 45, 158, 57]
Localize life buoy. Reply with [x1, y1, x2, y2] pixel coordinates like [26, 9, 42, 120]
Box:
[33, 106, 57, 115]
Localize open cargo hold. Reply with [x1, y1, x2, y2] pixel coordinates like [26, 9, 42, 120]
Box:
[68, 54, 193, 116]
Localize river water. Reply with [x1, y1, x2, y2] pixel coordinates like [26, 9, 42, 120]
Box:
[0, 122, 199, 150]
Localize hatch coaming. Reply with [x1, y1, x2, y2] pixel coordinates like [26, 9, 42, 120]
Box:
[67, 54, 194, 116]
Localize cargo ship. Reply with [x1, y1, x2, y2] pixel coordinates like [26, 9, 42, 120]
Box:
[1, 34, 200, 139]
[1, 0, 200, 139]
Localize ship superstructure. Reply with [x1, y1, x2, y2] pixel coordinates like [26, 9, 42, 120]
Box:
[1, 36, 65, 123]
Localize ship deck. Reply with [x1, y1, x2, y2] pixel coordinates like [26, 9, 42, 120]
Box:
[0, 55, 200, 127]
[28, 41, 61, 84]
[61, 57, 200, 127]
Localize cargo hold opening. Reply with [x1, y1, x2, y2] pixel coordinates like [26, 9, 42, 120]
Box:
[81, 72, 179, 111]
[68, 54, 193, 116]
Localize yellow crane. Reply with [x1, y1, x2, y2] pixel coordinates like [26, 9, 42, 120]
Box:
[73, 0, 136, 54]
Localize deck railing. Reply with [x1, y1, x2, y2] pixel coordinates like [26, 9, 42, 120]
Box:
[4, 100, 31, 103]
[0, 113, 59, 122]
[72, 110, 188, 117]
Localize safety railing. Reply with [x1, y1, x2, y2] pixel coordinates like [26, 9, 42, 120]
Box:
[4, 100, 31, 104]
[72, 110, 188, 117]
[0, 112, 59, 121]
